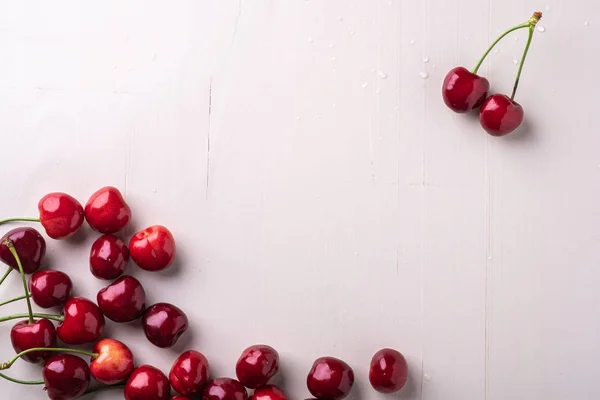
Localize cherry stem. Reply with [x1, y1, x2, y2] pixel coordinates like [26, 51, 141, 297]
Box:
[0, 347, 98, 370]
[511, 24, 535, 100]
[0, 372, 44, 385]
[0, 313, 63, 323]
[0, 267, 12, 287]
[0, 293, 29, 307]
[0, 217, 40, 225]
[5, 239, 34, 325]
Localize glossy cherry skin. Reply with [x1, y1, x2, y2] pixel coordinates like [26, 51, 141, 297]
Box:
[90, 234, 130, 280]
[129, 225, 176, 271]
[235, 345, 279, 389]
[170, 350, 210, 395]
[202, 378, 248, 400]
[10, 319, 56, 363]
[369, 348, 408, 393]
[90, 338, 135, 385]
[142, 302, 188, 348]
[0, 227, 46, 274]
[125, 364, 171, 400]
[250, 385, 287, 400]
[306, 357, 354, 400]
[85, 186, 132, 234]
[97, 275, 146, 322]
[479, 94, 524, 136]
[29, 270, 73, 309]
[56, 297, 105, 345]
[38, 192, 85, 239]
[442, 66, 490, 113]
[43, 354, 91, 400]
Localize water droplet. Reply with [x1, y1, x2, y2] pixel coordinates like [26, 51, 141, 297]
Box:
[338, 16, 344, 22]
[537, 25, 546, 32]
[151, 53, 157, 61]
[331, 56, 337, 62]
[377, 70, 387, 79]
[488, 256, 493, 260]
[296, 116, 301, 120]
[419, 71, 429, 79]
[152, 189, 157, 193]
[424, 374, 431, 381]
[361, 82, 368, 88]
[514, 36, 519, 41]
[584, 20, 589, 26]
[308, 37, 314, 43]
[513, 59, 519, 64]
[423, 56, 429, 63]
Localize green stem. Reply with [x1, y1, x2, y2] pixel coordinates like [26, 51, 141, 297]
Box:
[0, 313, 63, 323]
[0, 217, 40, 225]
[0, 294, 29, 307]
[5, 240, 34, 325]
[472, 23, 529, 74]
[0, 372, 44, 385]
[511, 25, 535, 100]
[83, 384, 126, 396]
[0, 267, 12, 287]
[1, 347, 98, 370]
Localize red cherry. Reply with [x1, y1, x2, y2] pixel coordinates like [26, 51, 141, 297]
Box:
[43, 354, 90, 399]
[169, 350, 210, 395]
[0, 227, 46, 274]
[85, 186, 132, 234]
[306, 356, 354, 400]
[142, 303, 188, 348]
[369, 348, 408, 393]
[97, 275, 146, 322]
[172, 397, 193, 400]
[235, 345, 280, 389]
[129, 225, 176, 271]
[90, 338, 135, 385]
[10, 319, 56, 363]
[125, 364, 171, 400]
[250, 385, 287, 400]
[89, 234, 130, 280]
[202, 378, 248, 400]
[56, 297, 105, 345]
[442, 66, 490, 113]
[29, 270, 73, 309]
[38, 192, 84, 239]
[479, 94, 524, 136]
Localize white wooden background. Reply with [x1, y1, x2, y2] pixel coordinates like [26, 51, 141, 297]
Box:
[0, 1, 598, 399]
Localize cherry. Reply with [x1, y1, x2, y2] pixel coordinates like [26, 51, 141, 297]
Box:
[125, 364, 171, 400]
[0, 227, 46, 274]
[90, 338, 135, 385]
[97, 275, 146, 322]
[89, 234, 130, 280]
[38, 192, 84, 239]
[56, 297, 105, 345]
[479, 94, 524, 136]
[250, 385, 287, 400]
[85, 186, 132, 234]
[202, 378, 248, 400]
[142, 302, 188, 348]
[28, 270, 72, 309]
[369, 348, 408, 394]
[129, 225, 176, 271]
[10, 318, 56, 363]
[172, 397, 193, 400]
[442, 67, 490, 113]
[235, 344, 279, 389]
[43, 353, 91, 399]
[306, 356, 354, 400]
[170, 350, 210, 395]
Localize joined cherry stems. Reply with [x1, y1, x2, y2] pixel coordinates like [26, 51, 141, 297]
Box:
[5, 239, 34, 324]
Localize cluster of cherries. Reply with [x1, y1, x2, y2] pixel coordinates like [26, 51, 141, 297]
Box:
[442, 11, 543, 136]
[0, 187, 409, 399]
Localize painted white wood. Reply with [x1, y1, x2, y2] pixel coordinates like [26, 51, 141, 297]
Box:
[0, 1, 598, 399]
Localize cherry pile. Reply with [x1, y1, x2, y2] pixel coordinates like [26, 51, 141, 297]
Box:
[442, 11, 543, 136]
[0, 186, 409, 399]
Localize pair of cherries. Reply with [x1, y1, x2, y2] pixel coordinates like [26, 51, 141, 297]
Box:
[442, 12, 543, 136]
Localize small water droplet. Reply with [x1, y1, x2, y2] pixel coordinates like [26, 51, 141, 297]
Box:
[377, 70, 387, 79]
[419, 71, 428, 79]
[423, 56, 429, 63]
[361, 82, 368, 88]
[331, 56, 337, 62]
[152, 189, 157, 193]
[338, 16, 344, 22]
[296, 116, 301, 120]
[584, 20, 589, 26]
[424, 374, 431, 381]
[308, 37, 314, 43]
[488, 256, 493, 260]
[514, 36, 519, 41]
[513, 59, 519, 64]
[151, 53, 157, 61]
[537, 25, 546, 32]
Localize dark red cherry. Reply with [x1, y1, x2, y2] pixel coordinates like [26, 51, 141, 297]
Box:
[142, 302, 188, 348]
[129, 225, 176, 271]
[10, 319, 56, 363]
[85, 186, 132, 234]
[235, 345, 279, 389]
[90, 338, 135, 385]
[369, 348, 408, 393]
[306, 356, 354, 400]
[97, 275, 146, 322]
[56, 297, 105, 345]
[202, 378, 248, 400]
[89, 234, 129, 280]
[250, 385, 287, 400]
[43, 354, 91, 399]
[38, 192, 84, 239]
[479, 94, 524, 136]
[0, 227, 46, 274]
[169, 350, 210, 395]
[29, 270, 72, 309]
[442, 66, 490, 113]
[125, 364, 171, 400]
